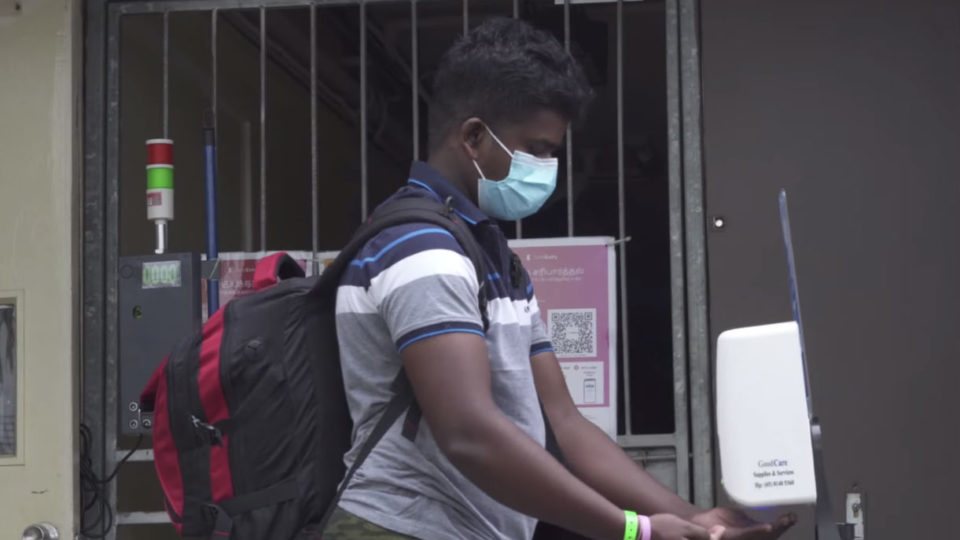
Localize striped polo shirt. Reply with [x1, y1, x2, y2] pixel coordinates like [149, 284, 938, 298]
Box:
[334, 161, 553, 540]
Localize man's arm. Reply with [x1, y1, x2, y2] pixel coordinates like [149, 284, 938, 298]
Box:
[402, 333, 628, 538]
[364, 236, 717, 539]
[530, 350, 699, 517]
[402, 333, 626, 540]
[360, 232, 630, 538]
[531, 350, 797, 539]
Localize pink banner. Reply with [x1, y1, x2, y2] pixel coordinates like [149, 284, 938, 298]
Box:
[510, 237, 617, 438]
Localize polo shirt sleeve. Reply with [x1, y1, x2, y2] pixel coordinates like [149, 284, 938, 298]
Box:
[338, 222, 485, 353]
[528, 286, 554, 358]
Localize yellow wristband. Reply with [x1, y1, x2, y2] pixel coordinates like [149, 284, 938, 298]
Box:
[623, 510, 639, 540]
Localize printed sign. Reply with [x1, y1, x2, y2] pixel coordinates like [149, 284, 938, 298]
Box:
[201, 240, 619, 439]
[202, 250, 338, 319]
[509, 237, 618, 439]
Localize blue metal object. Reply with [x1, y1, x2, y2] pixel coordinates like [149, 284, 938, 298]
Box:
[204, 127, 220, 313]
[779, 189, 845, 540]
[779, 189, 813, 417]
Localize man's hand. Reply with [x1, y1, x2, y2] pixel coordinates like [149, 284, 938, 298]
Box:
[690, 508, 796, 539]
[650, 514, 725, 540]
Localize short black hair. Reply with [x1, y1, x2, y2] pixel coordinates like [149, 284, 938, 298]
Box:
[428, 18, 593, 152]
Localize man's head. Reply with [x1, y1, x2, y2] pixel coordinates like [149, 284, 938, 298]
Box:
[428, 19, 593, 213]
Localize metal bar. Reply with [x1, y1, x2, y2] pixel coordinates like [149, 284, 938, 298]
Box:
[242, 121, 254, 250]
[679, 0, 713, 508]
[82, 0, 108, 534]
[110, 0, 649, 15]
[665, 0, 690, 502]
[119, 0, 648, 14]
[616, 0, 632, 436]
[564, 0, 573, 237]
[624, 451, 679, 464]
[212, 9, 218, 137]
[360, 0, 368, 220]
[156, 4, 170, 261]
[117, 512, 170, 525]
[260, 6, 267, 250]
[117, 0, 651, 13]
[207, 8, 220, 312]
[162, 10, 169, 138]
[310, 3, 319, 273]
[462, 0, 468, 34]
[411, 0, 419, 161]
[154, 219, 168, 255]
[105, 7, 123, 538]
[155, 2, 170, 264]
[222, 10, 420, 169]
[119, 0, 408, 13]
[361, 15, 431, 106]
[204, 128, 220, 312]
[117, 448, 154, 462]
[202, 258, 222, 280]
[513, 0, 520, 239]
[617, 433, 678, 449]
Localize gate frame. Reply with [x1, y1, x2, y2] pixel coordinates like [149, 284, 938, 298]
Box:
[81, 1, 712, 536]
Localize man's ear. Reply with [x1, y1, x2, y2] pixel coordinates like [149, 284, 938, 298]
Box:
[459, 117, 486, 161]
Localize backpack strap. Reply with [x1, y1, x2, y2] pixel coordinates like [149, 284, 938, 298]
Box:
[313, 196, 490, 329]
[317, 372, 414, 530]
[315, 196, 490, 531]
[206, 475, 301, 539]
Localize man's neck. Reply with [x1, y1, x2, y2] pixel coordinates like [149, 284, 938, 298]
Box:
[427, 153, 474, 205]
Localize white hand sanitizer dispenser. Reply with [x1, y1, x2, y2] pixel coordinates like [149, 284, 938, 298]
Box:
[716, 321, 817, 507]
[715, 191, 852, 540]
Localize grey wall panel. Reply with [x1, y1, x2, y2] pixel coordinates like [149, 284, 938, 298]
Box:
[700, 1, 960, 538]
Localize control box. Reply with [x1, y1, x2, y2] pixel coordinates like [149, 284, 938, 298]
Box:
[118, 253, 202, 435]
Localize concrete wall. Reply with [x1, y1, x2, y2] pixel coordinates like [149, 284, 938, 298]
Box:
[0, 0, 79, 536]
[700, 1, 960, 538]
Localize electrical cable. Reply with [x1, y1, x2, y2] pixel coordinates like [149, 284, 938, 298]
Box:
[79, 423, 143, 539]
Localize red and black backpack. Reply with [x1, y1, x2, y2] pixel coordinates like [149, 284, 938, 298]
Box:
[139, 196, 489, 540]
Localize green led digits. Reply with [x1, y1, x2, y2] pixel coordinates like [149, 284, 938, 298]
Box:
[142, 260, 182, 289]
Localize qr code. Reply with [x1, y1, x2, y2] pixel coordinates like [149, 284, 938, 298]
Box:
[549, 309, 597, 358]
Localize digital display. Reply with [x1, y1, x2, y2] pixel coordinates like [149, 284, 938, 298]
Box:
[142, 260, 182, 289]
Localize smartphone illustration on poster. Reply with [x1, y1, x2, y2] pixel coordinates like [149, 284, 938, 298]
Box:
[584, 378, 597, 404]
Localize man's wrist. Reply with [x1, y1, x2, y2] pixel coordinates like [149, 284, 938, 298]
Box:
[622, 510, 654, 540]
[623, 510, 639, 540]
[638, 514, 651, 540]
[679, 503, 705, 520]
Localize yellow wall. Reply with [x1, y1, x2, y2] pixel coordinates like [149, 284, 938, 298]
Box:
[0, 0, 79, 536]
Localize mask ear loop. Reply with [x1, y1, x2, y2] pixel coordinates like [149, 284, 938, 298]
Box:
[483, 124, 514, 157]
[473, 160, 488, 180]
[474, 123, 513, 182]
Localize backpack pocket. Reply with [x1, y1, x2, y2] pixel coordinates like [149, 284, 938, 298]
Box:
[221, 336, 299, 493]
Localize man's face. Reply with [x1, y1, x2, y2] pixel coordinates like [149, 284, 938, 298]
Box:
[460, 108, 568, 205]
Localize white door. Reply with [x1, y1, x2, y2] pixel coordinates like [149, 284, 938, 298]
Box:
[0, 0, 80, 538]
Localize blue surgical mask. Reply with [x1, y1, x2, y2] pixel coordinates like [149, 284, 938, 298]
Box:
[473, 125, 558, 221]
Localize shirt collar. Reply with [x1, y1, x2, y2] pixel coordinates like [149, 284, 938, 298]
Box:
[407, 161, 489, 225]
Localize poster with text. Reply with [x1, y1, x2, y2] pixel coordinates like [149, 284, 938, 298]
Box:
[201, 250, 339, 319]
[508, 237, 618, 439]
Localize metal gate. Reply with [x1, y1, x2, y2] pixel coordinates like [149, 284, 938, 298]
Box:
[82, 0, 710, 537]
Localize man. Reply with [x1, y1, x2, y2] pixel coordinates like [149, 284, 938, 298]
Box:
[327, 18, 796, 540]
